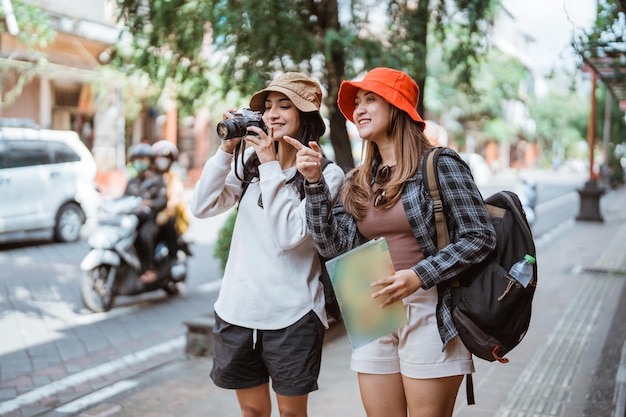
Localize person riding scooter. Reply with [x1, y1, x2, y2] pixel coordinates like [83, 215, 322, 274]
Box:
[152, 140, 190, 256]
[124, 143, 167, 284]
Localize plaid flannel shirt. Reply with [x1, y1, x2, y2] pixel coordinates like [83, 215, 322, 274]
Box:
[305, 147, 496, 349]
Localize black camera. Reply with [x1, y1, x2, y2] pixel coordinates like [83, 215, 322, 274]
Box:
[216, 108, 268, 140]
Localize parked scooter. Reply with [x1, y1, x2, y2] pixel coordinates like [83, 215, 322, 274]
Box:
[80, 195, 192, 313]
[514, 176, 538, 228]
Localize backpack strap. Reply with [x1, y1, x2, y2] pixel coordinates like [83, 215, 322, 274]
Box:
[421, 146, 476, 406]
[466, 374, 475, 405]
[423, 147, 450, 251]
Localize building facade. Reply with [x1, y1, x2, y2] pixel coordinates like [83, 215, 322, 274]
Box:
[1, 0, 127, 172]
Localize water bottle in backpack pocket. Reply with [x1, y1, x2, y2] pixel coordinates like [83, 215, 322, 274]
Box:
[507, 254, 536, 288]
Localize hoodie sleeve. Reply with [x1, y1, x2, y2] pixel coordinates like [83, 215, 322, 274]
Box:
[190, 147, 243, 218]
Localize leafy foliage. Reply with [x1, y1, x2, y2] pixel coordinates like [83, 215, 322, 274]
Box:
[209, 1, 317, 92]
[114, 0, 505, 168]
[213, 210, 237, 273]
[426, 42, 529, 144]
[387, 0, 500, 111]
[0, 1, 56, 108]
[2, 0, 56, 50]
[115, 0, 215, 114]
[528, 90, 588, 159]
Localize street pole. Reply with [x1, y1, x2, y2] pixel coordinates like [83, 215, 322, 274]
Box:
[601, 91, 612, 185]
[116, 86, 126, 170]
[587, 71, 597, 181]
[576, 70, 605, 222]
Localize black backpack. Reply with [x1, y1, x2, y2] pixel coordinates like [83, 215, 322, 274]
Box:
[423, 147, 537, 403]
[240, 157, 342, 321]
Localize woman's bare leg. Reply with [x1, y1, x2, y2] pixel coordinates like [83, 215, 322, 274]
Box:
[358, 373, 407, 417]
[403, 374, 463, 417]
[275, 392, 309, 417]
[235, 383, 272, 417]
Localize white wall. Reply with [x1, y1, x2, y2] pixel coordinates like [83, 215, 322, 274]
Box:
[20, 0, 116, 25]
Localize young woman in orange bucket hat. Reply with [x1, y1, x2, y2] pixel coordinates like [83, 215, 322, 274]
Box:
[285, 67, 496, 417]
[191, 72, 345, 417]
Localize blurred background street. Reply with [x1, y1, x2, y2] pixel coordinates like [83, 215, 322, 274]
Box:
[2, 0, 626, 415]
[2, 166, 611, 417]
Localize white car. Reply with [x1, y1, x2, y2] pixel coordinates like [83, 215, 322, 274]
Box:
[0, 124, 101, 244]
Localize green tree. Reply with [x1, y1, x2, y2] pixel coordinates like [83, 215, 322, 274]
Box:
[528, 89, 588, 163]
[386, 0, 500, 116]
[115, 0, 499, 170]
[213, 210, 237, 273]
[0, 0, 56, 109]
[114, 0, 214, 114]
[425, 39, 529, 146]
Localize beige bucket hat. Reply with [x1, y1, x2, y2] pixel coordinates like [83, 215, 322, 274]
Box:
[249, 72, 325, 133]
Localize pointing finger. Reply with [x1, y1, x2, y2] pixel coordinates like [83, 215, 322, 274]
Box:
[309, 141, 322, 154]
[283, 135, 305, 150]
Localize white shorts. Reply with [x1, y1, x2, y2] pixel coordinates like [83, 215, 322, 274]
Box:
[350, 286, 474, 379]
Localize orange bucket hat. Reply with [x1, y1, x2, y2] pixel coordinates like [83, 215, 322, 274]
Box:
[249, 72, 325, 134]
[337, 67, 425, 129]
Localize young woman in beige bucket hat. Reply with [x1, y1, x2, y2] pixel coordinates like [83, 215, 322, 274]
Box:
[190, 72, 345, 417]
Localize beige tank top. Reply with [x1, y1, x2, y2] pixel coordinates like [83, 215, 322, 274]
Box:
[357, 197, 424, 271]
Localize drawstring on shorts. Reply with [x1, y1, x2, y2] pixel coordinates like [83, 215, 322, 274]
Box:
[252, 328, 258, 350]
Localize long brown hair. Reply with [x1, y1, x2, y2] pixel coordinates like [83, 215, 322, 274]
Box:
[342, 107, 432, 220]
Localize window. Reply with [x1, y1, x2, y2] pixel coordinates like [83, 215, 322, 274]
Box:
[0, 142, 7, 169]
[51, 141, 80, 163]
[6, 141, 51, 168]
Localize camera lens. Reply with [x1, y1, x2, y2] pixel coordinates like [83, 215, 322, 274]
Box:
[216, 119, 246, 140]
[216, 122, 231, 140]
[216, 109, 267, 140]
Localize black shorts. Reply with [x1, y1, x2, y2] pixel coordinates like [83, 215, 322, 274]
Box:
[210, 311, 325, 396]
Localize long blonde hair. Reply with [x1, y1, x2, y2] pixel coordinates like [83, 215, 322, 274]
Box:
[342, 107, 432, 220]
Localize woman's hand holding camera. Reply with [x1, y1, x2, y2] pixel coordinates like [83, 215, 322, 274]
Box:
[245, 125, 277, 164]
[219, 109, 243, 154]
[219, 109, 276, 164]
[283, 136, 323, 183]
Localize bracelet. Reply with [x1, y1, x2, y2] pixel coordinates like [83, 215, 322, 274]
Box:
[306, 178, 322, 187]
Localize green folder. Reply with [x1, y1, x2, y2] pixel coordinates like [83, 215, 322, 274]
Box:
[325, 237, 407, 348]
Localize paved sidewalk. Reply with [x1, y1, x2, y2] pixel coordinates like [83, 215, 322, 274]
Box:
[78, 184, 626, 417]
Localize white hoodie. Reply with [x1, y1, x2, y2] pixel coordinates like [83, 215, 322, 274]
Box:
[190, 147, 345, 330]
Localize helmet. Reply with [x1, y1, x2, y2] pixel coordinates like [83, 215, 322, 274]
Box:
[152, 140, 179, 161]
[129, 143, 154, 160]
